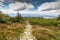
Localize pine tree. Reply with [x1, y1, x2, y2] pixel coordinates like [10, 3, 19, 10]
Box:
[15, 12, 23, 22]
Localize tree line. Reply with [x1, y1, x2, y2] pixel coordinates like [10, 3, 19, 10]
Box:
[0, 11, 24, 23]
[0, 11, 60, 24]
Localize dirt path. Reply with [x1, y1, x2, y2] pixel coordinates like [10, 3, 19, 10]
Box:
[20, 20, 37, 40]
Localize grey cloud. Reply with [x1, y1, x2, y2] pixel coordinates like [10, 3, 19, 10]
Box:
[42, 8, 60, 11]
[56, 0, 60, 1]
[3, 0, 30, 3]
[3, 0, 40, 3]
[13, 0, 30, 3]
[0, 0, 4, 2]
[14, 6, 26, 11]
[41, 2, 60, 11]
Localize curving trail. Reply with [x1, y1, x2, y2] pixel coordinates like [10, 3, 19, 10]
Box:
[20, 20, 37, 40]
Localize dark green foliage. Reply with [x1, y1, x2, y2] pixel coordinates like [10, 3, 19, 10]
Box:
[9, 12, 24, 23]
[57, 15, 60, 20]
[0, 11, 10, 23]
[9, 17, 16, 23]
[25, 17, 60, 27]
[0, 11, 60, 27]
[15, 12, 23, 22]
[0, 11, 24, 23]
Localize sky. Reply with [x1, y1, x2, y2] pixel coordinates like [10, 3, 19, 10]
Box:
[0, 0, 60, 17]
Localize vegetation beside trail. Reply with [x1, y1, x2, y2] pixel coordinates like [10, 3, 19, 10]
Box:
[0, 11, 60, 40]
[0, 11, 25, 40]
[24, 16, 60, 40]
[31, 25, 60, 40]
[0, 11, 25, 24]
[0, 11, 60, 27]
[25, 17, 60, 27]
[0, 23, 25, 40]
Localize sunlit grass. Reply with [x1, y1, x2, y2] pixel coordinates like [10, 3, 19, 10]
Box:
[31, 25, 60, 40]
[0, 23, 25, 40]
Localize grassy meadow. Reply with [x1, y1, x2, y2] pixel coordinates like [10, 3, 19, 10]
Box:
[24, 18, 60, 40]
[0, 11, 60, 40]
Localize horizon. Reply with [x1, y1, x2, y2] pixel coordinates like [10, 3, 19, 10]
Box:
[1, 11, 58, 18]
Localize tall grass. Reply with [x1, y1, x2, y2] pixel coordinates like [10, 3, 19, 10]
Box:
[31, 25, 60, 40]
[0, 23, 25, 40]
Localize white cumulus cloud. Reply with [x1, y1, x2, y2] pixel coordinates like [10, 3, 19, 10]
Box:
[1, 0, 60, 17]
[8, 2, 34, 11]
[37, 0, 60, 16]
[38, 2, 60, 11]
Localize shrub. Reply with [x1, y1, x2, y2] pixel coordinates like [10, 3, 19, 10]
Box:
[0, 11, 10, 23]
[57, 15, 60, 20]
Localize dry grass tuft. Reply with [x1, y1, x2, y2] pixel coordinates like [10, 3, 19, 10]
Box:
[31, 25, 59, 40]
[0, 23, 25, 40]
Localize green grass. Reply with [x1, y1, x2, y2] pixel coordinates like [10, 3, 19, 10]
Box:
[25, 18, 60, 27]
[55, 31, 60, 40]
[24, 17, 60, 40]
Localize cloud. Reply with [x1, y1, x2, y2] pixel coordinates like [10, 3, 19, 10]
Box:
[13, 0, 30, 3]
[8, 2, 34, 11]
[37, 0, 60, 11]
[2, 0, 30, 4]
[0, 2, 4, 6]
[3, 0, 13, 2]
[56, 0, 60, 1]
[0, 0, 5, 9]
[35, 0, 60, 17]
[3, 0, 33, 3]
[14, 3, 34, 11]
[0, 0, 4, 2]
[38, 2, 60, 11]
[0, 0, 60, 18]
[0, 0, 4, 6]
